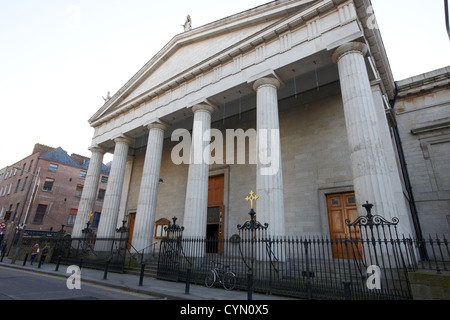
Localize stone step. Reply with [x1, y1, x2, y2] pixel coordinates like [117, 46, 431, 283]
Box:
[124, 259, 159, 277]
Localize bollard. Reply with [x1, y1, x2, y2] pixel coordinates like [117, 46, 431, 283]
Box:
[23, 253, 29, 266]
[38, 255, 44, 269]
[103, 259, 110, 280]
[55, 255, 62, 271]
[79, 258, 83, 270]
[247, 273, 253, 301]
[342, 281, 353, 300]
[139, 263, 145, 286]
[1, 251, 5, 262]
[185, 268, 191, 294]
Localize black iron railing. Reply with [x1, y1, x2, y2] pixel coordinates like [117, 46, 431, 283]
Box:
[156, 203, 449, 300]
[9, 205, 449, 300]
[49, 236, 129, 272]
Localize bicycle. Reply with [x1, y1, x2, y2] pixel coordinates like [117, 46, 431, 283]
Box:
[205, 261, 236, 290]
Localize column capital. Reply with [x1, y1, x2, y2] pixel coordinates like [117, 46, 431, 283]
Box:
[331, 41, 368, 64]
[253, 77, 281, 91]
[113, 134, 133, 145]
[191, 102, 219, 115]
[88, 144, 106, 155]
[145, 119, 170, 132]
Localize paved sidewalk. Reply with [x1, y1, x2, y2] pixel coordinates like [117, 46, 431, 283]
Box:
[0, 257, 295, 300]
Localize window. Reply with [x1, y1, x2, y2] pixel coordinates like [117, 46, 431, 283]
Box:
[79, 171, 87, 179]
[28, 160, 33, 172]
[101, 176, 108, 183]
[33, 204, 48, 223]
[67, 208, 77, 226]
[4, 210, 11, 221]
[75, 184, 83, 197]
[43, 178, 55, 192]
[22, 177, 28, 191]
[14, 179, 21, 193]
[92, 212, 101, 228]
[97, 189, 106, 201]
[154, 218, 171, 239]
[12, 203, 20, 221]
[7, 183, 12, 195]
[48, 164, 58, 172]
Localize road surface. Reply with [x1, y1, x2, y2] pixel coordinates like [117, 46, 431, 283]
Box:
[0, 265, 160, 300]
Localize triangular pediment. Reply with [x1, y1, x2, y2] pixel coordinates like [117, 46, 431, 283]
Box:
[89, 0, 320, 126]
[120, 21, 276, 105]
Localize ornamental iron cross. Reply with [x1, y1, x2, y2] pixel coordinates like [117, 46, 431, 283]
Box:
[245, 190, 259, 210]
[87, 211, 94, 223]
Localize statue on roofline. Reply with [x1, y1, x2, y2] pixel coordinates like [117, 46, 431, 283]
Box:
[182, 15, 192, 32]
[102, 91, 111, 102]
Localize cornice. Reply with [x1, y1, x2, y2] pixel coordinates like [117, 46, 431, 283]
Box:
[397, 66, 450, 98]
[353, 0, 396, 99]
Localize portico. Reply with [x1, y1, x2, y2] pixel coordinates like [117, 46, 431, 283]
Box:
[76, 0, 415, 258]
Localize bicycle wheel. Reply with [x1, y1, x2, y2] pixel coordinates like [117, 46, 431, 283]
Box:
[205, 271, 216, 288]
[223, 272, 236, 290]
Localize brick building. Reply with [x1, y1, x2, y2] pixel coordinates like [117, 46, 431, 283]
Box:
[0, 143, 110, 249]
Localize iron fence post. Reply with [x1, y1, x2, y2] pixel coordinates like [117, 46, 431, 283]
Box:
[104, 259, 110, 280]
[185, 268, 191, 294]
[305, 240, 312, 300]
[55, 255, 61, 271]
[342, 281, 353, 300]
[247, 273, 253, 300]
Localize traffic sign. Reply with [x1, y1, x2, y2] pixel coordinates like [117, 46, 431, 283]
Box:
[0, 222, 6, 230]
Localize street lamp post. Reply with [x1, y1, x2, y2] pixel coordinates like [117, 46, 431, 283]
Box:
[11, 167, 40, 264]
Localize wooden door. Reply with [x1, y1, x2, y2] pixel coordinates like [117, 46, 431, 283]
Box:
[207, 175, 224, 254]
[326, 193, 361, 259]
[127, 212, 136, 250]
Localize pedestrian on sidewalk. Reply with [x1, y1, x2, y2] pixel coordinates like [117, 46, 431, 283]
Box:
[30, 243, 39, 265]
[39, 243, 50, 265]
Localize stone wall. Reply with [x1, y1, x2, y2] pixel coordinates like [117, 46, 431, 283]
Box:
[395, 66, 450, 236]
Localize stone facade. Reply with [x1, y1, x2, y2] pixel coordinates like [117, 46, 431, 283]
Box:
[77, 0, 422, 256]
[394, 66, 450, 237]
[123, 83, 353, 240]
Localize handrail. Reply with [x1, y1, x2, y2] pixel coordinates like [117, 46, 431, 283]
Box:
[125, 241, 161, 266]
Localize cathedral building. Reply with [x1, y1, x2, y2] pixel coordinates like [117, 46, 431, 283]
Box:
[73, 0, 441, 259]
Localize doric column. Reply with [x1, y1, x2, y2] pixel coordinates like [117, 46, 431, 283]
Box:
[72, 145, 105, 238]
[96, 135, 132, 240]
[183, 103, 217, 240]
[332, 42, 411, 235]
[253, 77, 285, 238]
[132, 120, 169, 257]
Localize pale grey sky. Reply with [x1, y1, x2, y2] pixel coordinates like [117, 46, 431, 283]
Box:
[0, 0, 448, 169]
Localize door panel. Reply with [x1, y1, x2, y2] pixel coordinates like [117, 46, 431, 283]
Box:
[326, 193, 361, 259]
[127, 212, 136, 250]
[207, 175, 224, 254]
